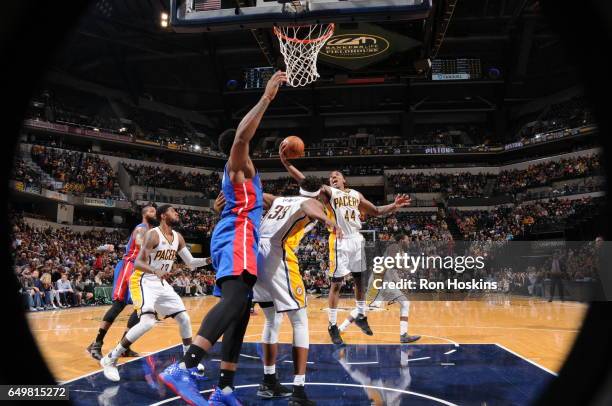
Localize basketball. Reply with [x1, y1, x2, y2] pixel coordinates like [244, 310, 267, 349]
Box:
[282, 135, 305, 159]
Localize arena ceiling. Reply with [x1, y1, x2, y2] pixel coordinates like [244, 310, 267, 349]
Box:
[46, 0, 580, 140]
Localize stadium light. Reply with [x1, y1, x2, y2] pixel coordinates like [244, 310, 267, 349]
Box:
[161, 11, 169, 28]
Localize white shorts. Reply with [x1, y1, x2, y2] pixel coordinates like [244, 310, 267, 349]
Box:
[129, 271, 186, 317]
[329, 233, 366, 279]
[253, 239, 306, 312]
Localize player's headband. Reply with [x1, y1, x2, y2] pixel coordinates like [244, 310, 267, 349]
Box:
[299, 188, 320, 198]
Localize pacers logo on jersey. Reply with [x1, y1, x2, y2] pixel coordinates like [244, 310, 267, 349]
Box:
[154, 249, 177, 261]
[333, 195, 359, 209]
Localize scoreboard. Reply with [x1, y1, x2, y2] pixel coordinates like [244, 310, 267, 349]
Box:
[431, 58, 481, 81]
[244, 66, 275, 89]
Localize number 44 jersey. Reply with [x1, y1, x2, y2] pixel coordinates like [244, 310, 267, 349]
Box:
[326, 186, 362, 237]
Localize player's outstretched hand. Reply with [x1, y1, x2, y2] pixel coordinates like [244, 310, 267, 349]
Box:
[213, 192, 226, 214]
[394, 194, 412, 208]
[279, 141, 289, 163]
[264, 71, 287, 101]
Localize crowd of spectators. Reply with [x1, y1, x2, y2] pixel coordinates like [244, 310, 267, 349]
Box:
[496, 155, 601, 195]
[522, 177, 605, 201]
[12, 213, 125, 311]
[11, 207, 226, 311]
[124, 163, 220, 197]
[496, 240, 600, 297]
[12, 191, 606, 311]
[169, 265, 217, 297]
[176, 208, 217, 238]
[392, 172, 490, 198]
[454, 197, 601, 241]
[364, 211, 452, 242]
[389, 155, 601, 200]
[30, 145, 122, 199]
[12, 158, 42, 188]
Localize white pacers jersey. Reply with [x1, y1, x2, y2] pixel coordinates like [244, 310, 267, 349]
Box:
[254, 196, 314, 312]
[327, 187, 362, 237]
[130, 226, 185, 318]
[260, 196, 313, 242]
[148, 227, 179, 275]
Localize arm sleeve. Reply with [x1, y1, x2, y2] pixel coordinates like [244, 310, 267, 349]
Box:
[178, 247, 209, 270]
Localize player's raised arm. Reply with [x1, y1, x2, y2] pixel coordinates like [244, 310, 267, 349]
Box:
[301, 198, 343, 239]
[280, 141, 306, 183]
[177, 233, 211, 270]
[359, 193, 412, 217]
[229, 70, 287, 173]
[133, 226, 146, 250]
[135, 229, 161, 276]
[319, 184, 333, 204]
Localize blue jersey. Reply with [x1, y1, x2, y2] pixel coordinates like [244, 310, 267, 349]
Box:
[211, 165, 263, 282]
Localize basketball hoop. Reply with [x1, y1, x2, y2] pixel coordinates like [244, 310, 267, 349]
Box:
[273, 23, 335, 87]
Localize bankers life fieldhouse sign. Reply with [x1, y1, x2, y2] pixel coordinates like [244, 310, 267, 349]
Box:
[319, 23, 421, 70]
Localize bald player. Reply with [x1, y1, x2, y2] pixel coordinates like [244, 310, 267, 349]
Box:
[159, 71, 287, 406]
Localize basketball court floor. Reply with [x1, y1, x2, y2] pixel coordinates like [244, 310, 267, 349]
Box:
[28, 296, 585, 405]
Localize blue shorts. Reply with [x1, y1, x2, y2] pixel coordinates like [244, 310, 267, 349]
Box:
[211, 216, 259, 283]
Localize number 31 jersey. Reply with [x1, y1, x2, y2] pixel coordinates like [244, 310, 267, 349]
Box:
[326, 187, 362, 237]
[260, 196, 314, 245]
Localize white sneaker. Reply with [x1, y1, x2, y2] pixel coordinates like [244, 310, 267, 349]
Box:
[100, 355, 120, 382]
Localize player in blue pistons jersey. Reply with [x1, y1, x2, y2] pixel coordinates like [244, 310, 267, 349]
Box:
[160, 71, 288, 406]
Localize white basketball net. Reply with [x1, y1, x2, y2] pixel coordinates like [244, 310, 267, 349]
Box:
[273, 23, 335, 87]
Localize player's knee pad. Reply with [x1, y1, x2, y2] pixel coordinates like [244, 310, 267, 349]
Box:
[125, 313, 156, 343]
[400, 300, 410, 318]
[287, 308, 309, 349]
[261, 306, 282, 344]
[174, 311, 192, 339]
[103, 301, 126, 323]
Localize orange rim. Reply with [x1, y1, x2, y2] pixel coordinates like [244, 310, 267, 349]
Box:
[273, 23, 335, 45]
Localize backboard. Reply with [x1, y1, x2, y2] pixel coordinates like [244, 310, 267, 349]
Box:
[169, 0, 432, 32]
